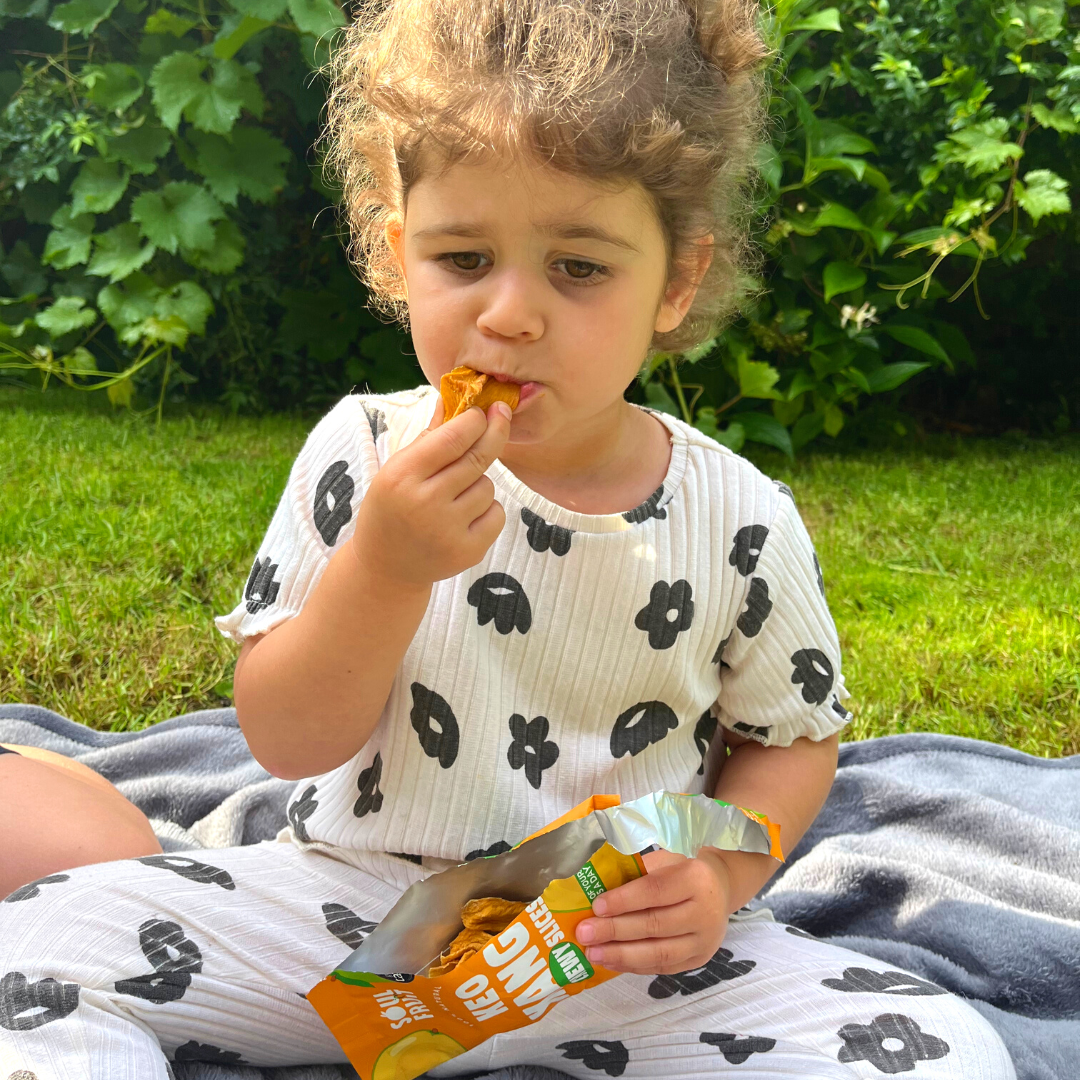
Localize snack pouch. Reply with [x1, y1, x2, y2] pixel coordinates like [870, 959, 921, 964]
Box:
[308, 791, 782, 1080]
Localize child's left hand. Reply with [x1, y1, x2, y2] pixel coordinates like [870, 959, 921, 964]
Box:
[574, 848, 732, 975]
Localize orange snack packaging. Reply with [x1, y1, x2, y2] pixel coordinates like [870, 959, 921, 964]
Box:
[308, 791, 782, 1080]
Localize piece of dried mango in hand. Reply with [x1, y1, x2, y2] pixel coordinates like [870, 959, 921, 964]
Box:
[439, 366, 520, 422]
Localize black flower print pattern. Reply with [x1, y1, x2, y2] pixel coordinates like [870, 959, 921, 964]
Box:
[322, 902, 378, 950]
[467, 573, 532, 635]
[173, 1041, 245, 1064]
[729, 524, 769, 576]
[244, 556, 280, 614]
[0, 972, 79, 1031]
[712, 634, 731, 668]
[832, 695, 851, 721]
[114, 918, 202, 1005]
[791, 648, 835, 705]
[556, 1039, 629, 1076]
[736, 578, 772, 637]
[610, 700, 679, 758]
[635, 579, 694, 650]
[647, 947, 755, 998]
[813, 550, 826, 597]
[775, 481, 795, 502]
[823, 968, 948, 996]
[465, 840, 512, 861]
[288, 784, 318, 842]
[521, 507, 573, 556]
[507, 714, 560, 789]
[410, 682, 460, 768]
[362, 403, 388, 442]
[837, 1013, 950, 1073]
[353, 753, 384, 817]
[136, 855, 235, 891]
[731, 721, 771, 745]
[3, 873, 69, 902]
[622, 484, 667, 524]
[699, 1032, 777, 1064]
[694, 711, 717, 775]
[785, 925, 818, 940]
[313, 461, 354, 546]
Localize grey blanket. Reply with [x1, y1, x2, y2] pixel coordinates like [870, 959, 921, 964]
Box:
[1, 703, 1077, 1080]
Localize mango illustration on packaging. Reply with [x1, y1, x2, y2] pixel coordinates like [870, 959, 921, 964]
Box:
[372, 1030, 466, 1080]
[439, 365, 520, 421]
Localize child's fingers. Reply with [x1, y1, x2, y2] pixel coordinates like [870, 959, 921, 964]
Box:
[584, 933, 703, 976]
[430, 401, 512, 496]
[402, 405, 490, 477]
[453, 473, 497, 523]
[576, 897, 696, 947]
[590, 859, 692, 919]
[426, 394, 445, 431]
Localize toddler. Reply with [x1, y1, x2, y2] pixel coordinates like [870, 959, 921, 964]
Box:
[0, 0, 1015, 1076]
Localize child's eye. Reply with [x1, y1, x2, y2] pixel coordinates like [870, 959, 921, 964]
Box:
[556, 258, 609, 284]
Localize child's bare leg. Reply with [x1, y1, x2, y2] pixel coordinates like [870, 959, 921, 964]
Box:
[0, 748, 161, 898]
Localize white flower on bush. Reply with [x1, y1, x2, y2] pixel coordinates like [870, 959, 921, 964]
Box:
[840, 302, 879, 332]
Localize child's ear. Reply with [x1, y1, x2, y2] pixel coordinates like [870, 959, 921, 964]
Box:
[385, 217, 408, 298]
[654, 234, 714, 334]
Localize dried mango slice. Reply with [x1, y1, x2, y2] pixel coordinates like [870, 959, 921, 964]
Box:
[425, 927, 492, 977]
[439, 366, 520, 422]
[461, 897, 528, 933]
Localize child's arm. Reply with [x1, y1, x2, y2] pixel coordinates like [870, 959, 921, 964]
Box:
[574, 731, 837, 974]
[234, 400, 512, 780]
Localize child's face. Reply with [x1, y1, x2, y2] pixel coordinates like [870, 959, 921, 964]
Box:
[387, 155, 706, 447]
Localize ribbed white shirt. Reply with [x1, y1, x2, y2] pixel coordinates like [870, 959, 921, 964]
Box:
[216, 387, 850, 866]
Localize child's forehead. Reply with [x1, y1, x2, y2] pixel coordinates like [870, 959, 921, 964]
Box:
[405, 152, 656, 237]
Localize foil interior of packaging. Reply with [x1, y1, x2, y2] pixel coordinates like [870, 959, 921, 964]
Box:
[339, 790, 780, 977]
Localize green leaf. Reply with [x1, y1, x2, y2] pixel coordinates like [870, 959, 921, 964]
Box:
[813, 202, 866, 232]
[823, 403, 844, 437]
[737, 412, 794, 458]
[82, 63, 144, 111]
[881, 324, 950, 365]
[287, 0, 345, 37]
[865, 361, 930, 392]
[188, 127, 290, 204]
[105, 125, 172, 175]
[756, 143, 782, 191]
[70, 158, 130, 215]
[144, 7, 195, 34]
[98, 273, 161, 343]
[35, 296, 97, 338]
[43, 206, 95, 269]
[131, 182, 225, 254]
[822, 261, 866, 302]
[107, 376, 135, 407]
[61, 345, 99, 375]
[737, 355, 781, 399]
[791, 411, 824, 450]
[843, 366, 871, 393]
[816, 121, 875, 158]
[941, 119, 1022, 175]
[643, 379, 680, 416]
[150, 54, 264, 135]
[1, 241, 46, 298]
[48, 0, 119, 34]
[227, 0, 287, 18]
[1031, 102, 1079, 133]
[213, 13, 274, 59]
[680, 336, 718, 364]
[806, 155, 866, 182]
[790, 7, 841, 32]
[183, 218, 245, 273]
[155, 280, 213, 341]
[87, 223, 156, 282]
[1015, 169, 1071, 225]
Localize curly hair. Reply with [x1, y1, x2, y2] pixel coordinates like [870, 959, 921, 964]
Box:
[323, 0, 769, 355]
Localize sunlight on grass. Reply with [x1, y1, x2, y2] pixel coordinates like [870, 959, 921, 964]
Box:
[2, 389, 1078, 755]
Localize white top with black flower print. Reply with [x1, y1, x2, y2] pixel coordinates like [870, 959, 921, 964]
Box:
[215, 386, 851, 867]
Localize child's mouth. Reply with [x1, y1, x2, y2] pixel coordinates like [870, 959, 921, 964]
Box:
[483, 370, 542, 408]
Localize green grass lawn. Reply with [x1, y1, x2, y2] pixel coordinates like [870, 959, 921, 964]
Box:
[2, 387, 1078, 756]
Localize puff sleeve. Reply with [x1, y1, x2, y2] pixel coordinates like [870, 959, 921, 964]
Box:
[713, 490, 852, 747]
[214, 395, 382, 644]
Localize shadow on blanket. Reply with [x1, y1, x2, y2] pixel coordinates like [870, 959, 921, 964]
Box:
[1, 703, 1077, 1080]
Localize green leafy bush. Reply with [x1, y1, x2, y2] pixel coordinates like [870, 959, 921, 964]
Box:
[1, 0, 1077, 443]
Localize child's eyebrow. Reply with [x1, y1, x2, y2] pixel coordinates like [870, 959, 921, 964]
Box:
[411, 220, 641, 254]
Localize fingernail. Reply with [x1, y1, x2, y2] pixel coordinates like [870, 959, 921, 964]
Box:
[494, 401, 512, 421]
[592, 897, 607, 916]
[576, 921, 595, 944]
[585, 947, 604, 964]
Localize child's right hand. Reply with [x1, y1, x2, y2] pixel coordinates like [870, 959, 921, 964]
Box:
[352, 397, 513, 587]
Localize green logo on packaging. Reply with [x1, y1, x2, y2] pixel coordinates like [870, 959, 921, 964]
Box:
[548, 942, 594, 986]
[574, 860, 605, 902]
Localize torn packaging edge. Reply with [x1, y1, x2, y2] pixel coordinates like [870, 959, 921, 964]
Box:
[337, 792, 781, 977]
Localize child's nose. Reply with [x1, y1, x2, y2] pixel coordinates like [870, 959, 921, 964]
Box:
[476, 268, 545, 341]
